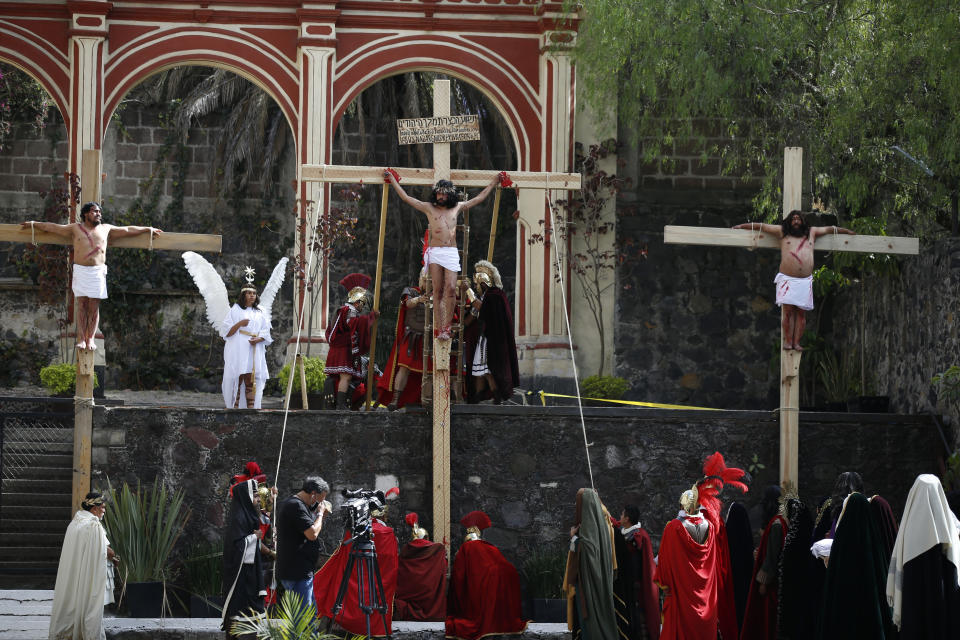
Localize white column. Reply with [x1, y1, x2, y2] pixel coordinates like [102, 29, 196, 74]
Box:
[292, 40, 336, 360]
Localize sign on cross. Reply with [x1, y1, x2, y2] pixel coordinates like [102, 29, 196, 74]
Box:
[301, 79, 581, 552]
[0, 149, 222, 512]
[664, 147, 919, 490]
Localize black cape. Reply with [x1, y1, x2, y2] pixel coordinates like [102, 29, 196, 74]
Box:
[465, 287, 519, 402]
[777, 498, 817, 640]
[222, 479, 265, 629]
[724, 501, 753, 632]
[816, 493, 894, 640]
[898, 546, 960, 639]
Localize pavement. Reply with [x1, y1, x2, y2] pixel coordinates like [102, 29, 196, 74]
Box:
[0, 590, 570, 639]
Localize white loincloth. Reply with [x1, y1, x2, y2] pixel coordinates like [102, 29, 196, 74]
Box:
[72, 264, 108, 299]
[424, 246, 461, 272]
[774, 272, 813, 311]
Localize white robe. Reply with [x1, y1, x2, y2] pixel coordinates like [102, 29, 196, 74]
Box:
[48, 510, 109, 640]
[220, 304, 273, 408]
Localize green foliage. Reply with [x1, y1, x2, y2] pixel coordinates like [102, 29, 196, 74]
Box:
[817, 350, 859, 403]
[230, 590, 338, 640]
[0, 62, 51, 152]
[571, 0, 960, 235]
[183, 540, 223, 598]
[581, 375, 629, 400]
[277, 357, 327, 393]
[931, 366, 960, 405]
[520, 547, 566, 599]
[104, 480, 191, 583]
[747, 454, 766, 477]
[943, 450, 960, 494]
[39, 363, 98, 395]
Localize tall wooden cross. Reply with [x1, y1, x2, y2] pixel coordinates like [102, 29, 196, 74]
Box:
[0, 149, 222, 512]
[302, 79, 580, 551]
[664, 147, 919, 489]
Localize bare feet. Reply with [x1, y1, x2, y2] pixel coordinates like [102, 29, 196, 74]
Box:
[87, 341, 97, 351]
[76, 341, 87, 351]
[435, 327, 451, 341]
[782, 343, 793, 351]
[793, 344, 803, 352]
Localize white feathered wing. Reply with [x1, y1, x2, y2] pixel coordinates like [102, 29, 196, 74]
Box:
[259, 257, 288, 320]
[182, 251, 231, 331]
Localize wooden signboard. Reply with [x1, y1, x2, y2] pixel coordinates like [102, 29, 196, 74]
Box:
[397, 115, 480, 144]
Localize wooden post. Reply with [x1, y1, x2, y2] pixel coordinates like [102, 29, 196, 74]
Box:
[486, 187, 502, 262]
[72, 349, 95, 511]
[365, 184, 390, 410]
[779, 147, 803, 489]
[298, 354, 309, 409]
[432, 337, 452, 550]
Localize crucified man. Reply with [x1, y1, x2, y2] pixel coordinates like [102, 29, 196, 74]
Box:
[733, 210, 854, 350]
[22, 201, 162, 350]
[384, 170, 500, 340]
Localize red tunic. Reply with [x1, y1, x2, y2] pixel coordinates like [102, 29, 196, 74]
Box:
[394, 539, 447, 621]
[377, 289, 427, 408]
[445, 540, 528, 640]
[313, 520, 398, 637]
[325, 304, 374, 378]
[653, 506, 737, 640]
[740, 514, 787, 640]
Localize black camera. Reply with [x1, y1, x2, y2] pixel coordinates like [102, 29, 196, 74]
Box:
[340, 488, 385, 540]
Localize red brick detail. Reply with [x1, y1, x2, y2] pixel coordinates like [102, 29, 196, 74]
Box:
[181, 426, 219, 449]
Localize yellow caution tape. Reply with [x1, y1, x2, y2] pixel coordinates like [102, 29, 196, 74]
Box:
[534, 390, 725, 411]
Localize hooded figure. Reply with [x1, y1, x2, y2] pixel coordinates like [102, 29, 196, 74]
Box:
[724, 501, 754, 632]
[776, 497, 817, 640]
[886, 474, 960, 638]
[222, 479, 266, 636]
[817, 492, 894, 640]
[563, 488, 618, 640]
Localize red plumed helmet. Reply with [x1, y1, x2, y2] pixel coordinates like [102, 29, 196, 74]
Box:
[405, 512, 419, 527]
[460, 510, 492, 531]
[385, 487, 400, 499]
[339, 273, 371, 291]
[697, 451, 748, 515]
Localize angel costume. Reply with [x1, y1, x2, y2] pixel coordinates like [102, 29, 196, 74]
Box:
[182, 252, 287, 410]
[48, 510, 111, 640]
[220, 301, 273, 408]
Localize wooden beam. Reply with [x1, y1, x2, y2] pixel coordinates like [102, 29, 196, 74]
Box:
[72, 349, 95, 512]
[663, 225, 919, 255]
[301, 165, 582, 190]
[81, 149, 102, 203]
[0, 225, 222, 253]
[780, 349, 801, 488]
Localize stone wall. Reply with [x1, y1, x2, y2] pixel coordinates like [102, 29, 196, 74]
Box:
[831, 238, 960, 431]
[92, 405, 944, 569]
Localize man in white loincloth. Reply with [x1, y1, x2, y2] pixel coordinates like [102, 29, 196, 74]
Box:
[733, 211, 855, 350]
[385, 170, 503, 340]
[22, 202, 161, 350]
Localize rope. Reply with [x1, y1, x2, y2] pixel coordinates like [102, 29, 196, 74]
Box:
[30, 221, 36, 245]
[73, 396, 95, 408]
[535, 391, 726, 411]
[544, 186, 595, 491]
[148, 228, 154, 251]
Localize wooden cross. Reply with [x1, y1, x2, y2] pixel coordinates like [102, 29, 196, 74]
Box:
[664, 147, 919, 489]
[302, 79, 580, 552]
[0, 149, 222, 512]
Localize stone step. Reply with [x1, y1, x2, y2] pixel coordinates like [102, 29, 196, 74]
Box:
[0, 492, 72, 508]
[0, 514, 70, 532]
[0, 546, 62, 561]
[0, 478, 73, 494]
[1, 452, 73, 466]
[0, 531, 66, 547]
[0, 464, 73, 480]
[0, 426, 74, 442]
[1, 440, 73, 454]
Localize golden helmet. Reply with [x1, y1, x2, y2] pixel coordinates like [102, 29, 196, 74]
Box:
[679, 485, 699, 513]
[473, 260, 502, 289]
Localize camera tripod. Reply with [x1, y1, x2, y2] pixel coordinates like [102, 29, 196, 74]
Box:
[325, 530, 391, 640]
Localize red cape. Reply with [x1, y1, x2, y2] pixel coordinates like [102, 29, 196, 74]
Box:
[653, 507, 737, 640]
[445, 540, 528, 640]
[313, 520, 398, 637]
[394, 539, 447, 621]
[377, 290, 425, 408]
[740, 514, 787, 640]
[625, 528, 661, 640]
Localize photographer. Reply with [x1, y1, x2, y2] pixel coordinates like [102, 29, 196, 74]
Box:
[276, 477, 331, 613]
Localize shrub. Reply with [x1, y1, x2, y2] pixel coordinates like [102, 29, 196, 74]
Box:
[932, 365, 960, 404]
[521, 547, 566, 599]
[581, 375, 629, 400]
[39, 363, 98, 394]
[277, 356, 326, 393]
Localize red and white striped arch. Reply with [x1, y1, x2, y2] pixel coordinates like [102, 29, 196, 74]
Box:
[0, 18, 71, 128]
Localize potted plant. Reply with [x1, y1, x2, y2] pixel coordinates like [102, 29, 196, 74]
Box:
[39, 363, 98, 397]
[520, 547, 566, 623]
[580, 375, 629, 407]
[816, 350, 857, 412]
[184, 540, 224, 618]
[104, 481, 191, 617]
[277, 356, 327, 409]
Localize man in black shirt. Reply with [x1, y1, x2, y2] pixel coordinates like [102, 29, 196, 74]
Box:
[276, 476, 331, 613]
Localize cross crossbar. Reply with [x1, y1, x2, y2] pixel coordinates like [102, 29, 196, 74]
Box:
[664, 225, 919, 255]
[0, 224, 222, 253]
[301, 165, 581, 190]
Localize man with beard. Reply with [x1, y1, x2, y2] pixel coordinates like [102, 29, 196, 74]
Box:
[22, 202, 162, 350]
[733, 211, 854, 350]
[384, 170, 502, 340]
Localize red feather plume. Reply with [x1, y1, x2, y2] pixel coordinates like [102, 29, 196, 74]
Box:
[405, 512, 418, 527]
[460, 510, 492, 531]
[697, 451, 748, 515]
[384, 487, 400, 499]
[339, 273, 371, 291]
